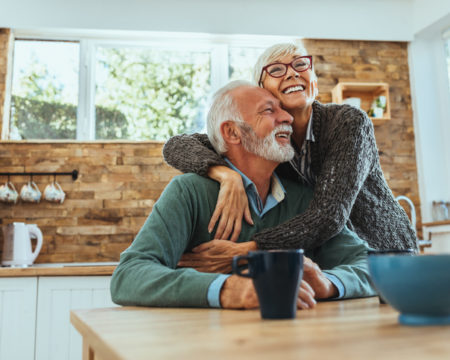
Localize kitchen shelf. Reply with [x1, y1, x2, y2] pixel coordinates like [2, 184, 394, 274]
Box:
[0, 170, 78, 180]
[331, 82, 390, 125]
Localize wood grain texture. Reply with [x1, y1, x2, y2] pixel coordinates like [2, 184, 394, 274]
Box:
[0, 31, 421, 261]
[0, 265, 116, 277]
[304, 39, 420, 234]
[0, 29, 10, 134]
[0, 141, 180, 263]
[71, 297, 450, 360]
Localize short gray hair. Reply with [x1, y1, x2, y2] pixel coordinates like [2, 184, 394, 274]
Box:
[253, 42, 309, 86]
[207, 80, 253, 154]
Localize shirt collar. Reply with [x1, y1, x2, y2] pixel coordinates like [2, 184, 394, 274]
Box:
[225, 157, 286, 208]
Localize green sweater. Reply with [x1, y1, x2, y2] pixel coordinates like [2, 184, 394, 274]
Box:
[110, 173, 376, 308]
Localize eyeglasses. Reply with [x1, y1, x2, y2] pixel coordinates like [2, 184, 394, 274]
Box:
[258, 56, 313, 86]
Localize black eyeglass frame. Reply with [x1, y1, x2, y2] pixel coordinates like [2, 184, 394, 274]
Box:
[258, 55, 313, 86]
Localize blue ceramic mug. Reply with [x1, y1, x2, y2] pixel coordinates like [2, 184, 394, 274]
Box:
[232, 249, 304, 319]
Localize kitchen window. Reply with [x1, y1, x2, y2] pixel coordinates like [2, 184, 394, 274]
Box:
[8, 32, 289, 141]
[10, 40, 80, 140]
[94, 46, 211, 140]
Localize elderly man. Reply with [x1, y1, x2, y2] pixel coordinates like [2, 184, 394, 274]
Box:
[110, 81, 375, 309]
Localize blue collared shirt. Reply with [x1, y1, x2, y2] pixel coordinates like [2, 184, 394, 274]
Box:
[225, 158, 287, 217]
[207, 159, 287, 307]
[207, 156, 344, 308]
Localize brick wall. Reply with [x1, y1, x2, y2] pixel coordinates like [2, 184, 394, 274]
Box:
[303, 39, 419, 227]
[0, 142, 180, 263]
[0, 32, 420, 263]
[0, 29, 10, 135]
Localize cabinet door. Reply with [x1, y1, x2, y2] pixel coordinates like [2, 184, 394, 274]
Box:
[35, 276, 117, 360]
[0, 277, 37, 360]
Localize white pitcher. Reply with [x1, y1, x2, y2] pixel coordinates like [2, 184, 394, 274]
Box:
[1, 223, 43, 267]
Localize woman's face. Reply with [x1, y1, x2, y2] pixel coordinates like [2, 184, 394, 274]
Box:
[261, 53, 317, 111]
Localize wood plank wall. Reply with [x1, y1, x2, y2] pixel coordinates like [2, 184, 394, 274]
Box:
[0, 32, 420, 263]
[0, 142, 180, 262]
[303, 39, 419, 228]
[0, 29, 10, 132]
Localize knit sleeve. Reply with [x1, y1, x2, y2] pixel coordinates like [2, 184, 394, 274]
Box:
[163, 133, 229, 177]
[254, 108, 378, 250]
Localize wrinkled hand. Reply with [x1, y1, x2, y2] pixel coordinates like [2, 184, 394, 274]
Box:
[297, 280, 317, 310]
[302, 256, 338, 299]
[221, 277, 317, 310]
[207, 166, 253, 242]
[178, 240, 257, 273]
[220, 275, 259, 309]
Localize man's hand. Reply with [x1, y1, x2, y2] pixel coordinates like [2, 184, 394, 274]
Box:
[221, 276, 317, 310]
[297, 280, 317, 309]
[220, 275, 259, 309]
[178, 240, 257, 273]
[303, 256, 338, 299]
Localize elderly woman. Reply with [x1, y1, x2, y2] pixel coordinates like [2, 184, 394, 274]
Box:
[163, 42, 417, 256]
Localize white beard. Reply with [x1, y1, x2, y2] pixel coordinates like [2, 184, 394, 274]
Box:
[239, 124, 295, 163]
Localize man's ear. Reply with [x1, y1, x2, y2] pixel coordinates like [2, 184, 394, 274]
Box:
[220, 121, 241, 145]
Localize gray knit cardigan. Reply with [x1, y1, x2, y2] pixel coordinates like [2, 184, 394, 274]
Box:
[163, 101, 418, 251]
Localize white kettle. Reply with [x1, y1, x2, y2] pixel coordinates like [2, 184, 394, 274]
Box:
[1, 222, 43, 267]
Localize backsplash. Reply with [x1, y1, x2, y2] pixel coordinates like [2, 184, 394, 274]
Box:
[0, 142, 180, 263]
[0, 32, 420, 263]
[0, 29, 10, 131]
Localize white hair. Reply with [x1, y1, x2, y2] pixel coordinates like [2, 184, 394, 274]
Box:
[252, 42, 310, 86]
[206, 80, 254, 154]
[239, 123, 295, 163]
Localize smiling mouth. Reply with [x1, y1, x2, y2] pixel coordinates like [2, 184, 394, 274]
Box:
[283, 85, 305, 94]
[275, 132, 291, 140]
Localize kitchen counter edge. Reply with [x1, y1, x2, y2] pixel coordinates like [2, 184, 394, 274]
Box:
[0, 265, 116, 277]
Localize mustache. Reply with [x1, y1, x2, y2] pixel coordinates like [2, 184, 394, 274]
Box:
[237, 122, 293, 140]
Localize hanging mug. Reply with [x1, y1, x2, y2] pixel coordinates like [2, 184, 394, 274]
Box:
[20, 181, 41, 203]
[0, 181, 19, 204]
[44, 181, 65, 204]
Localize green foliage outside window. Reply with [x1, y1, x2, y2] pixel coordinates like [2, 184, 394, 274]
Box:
[11, 96, 76, 139]
[11, 42, 211, 140]
[10, 96, 128, 140]
[95, 47, 211, 140]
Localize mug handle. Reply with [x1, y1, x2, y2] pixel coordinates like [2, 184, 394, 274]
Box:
[7, 182, 17, 192]
[31, 181, 40, 192]
[54, 181, 66, 203]
[27, 225, 43, 263]
[232, 255, 252, 278]
[54, 181, 63, 192]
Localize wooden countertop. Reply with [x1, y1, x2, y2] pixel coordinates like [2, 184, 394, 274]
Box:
[419, 220, 450, 227]
[71, 297, 450, 360]
[0, 263, 117, 277]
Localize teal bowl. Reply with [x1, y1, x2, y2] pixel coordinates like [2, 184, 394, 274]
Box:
[368, 253, 450, 326]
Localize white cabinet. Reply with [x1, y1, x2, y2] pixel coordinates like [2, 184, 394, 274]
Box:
[0, 277, 37, 360]
[0, 275, 116, 360]
[35, 276, 116, 360]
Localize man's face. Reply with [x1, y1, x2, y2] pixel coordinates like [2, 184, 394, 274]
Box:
[232, 87, 295, 163]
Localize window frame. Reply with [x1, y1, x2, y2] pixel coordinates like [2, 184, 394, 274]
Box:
[7, 29, 296, 141]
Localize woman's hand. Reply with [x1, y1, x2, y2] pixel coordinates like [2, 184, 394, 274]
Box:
[177, 240, 257, 274]
[207, 166, 253, 242]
